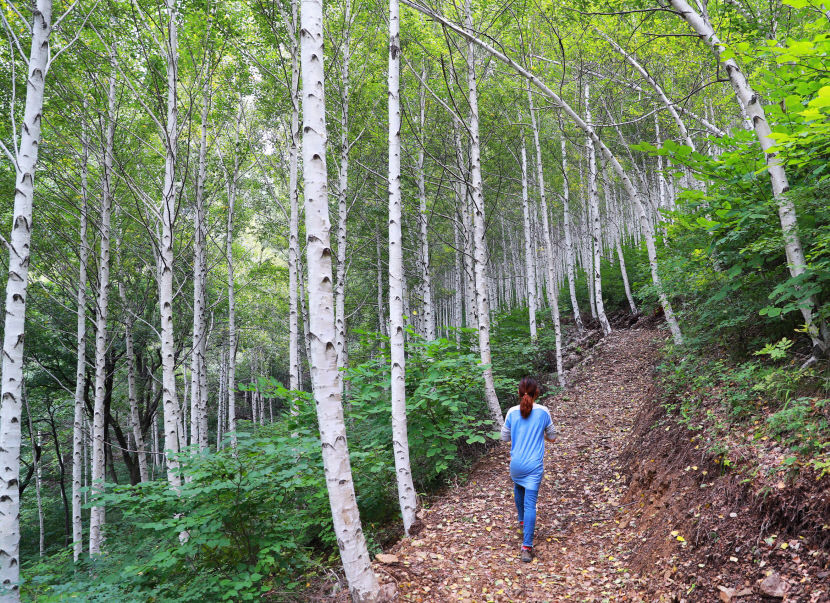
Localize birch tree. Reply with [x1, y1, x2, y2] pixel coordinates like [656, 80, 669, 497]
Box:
[520, 134, 538, 342]
[71, 99, 90, 562]
[559, 137, 584, 332]
[584, 84, 611, 336]
[527, 83, 566, 381]
[0, 0, 58, 594]
[299, 0, 380, 597]
[120, 284, 149, 483]
[604, 171, 638, 316]
[89, 49, 117, 555]
[155, 0, 184, 489]
[190, 75, 211, 452]
[463, 0, 503, 427]
[399, 2, 684, 344]
[669, 0, 828, 356]
[334, 0, 352, 395]
[224, 107, 242, 451]
[415, 70, 436, 341]
[388, 0, 417, 535]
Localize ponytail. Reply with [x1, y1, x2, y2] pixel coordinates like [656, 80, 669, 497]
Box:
[518, 376, 539, 419]
[520, 393, 533, 419]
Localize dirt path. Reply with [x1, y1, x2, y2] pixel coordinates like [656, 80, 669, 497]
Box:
[373, 329, 664, 602]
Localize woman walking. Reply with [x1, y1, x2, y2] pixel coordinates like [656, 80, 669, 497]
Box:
[500, 377, 556, 562]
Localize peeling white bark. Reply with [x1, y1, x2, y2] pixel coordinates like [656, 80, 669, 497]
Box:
[584, 85, 611, 336]
[72, 97, 90, 563]
[0, 3, 53, 591]
[388, 0, 418, 535]
[520, 135, 537, 342]
[300, 0, 380, 597]
[464, 0, 503, 427]
[89, 52, 117, 555]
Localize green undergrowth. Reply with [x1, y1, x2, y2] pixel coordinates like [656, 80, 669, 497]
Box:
[490, 306, 570, 400]
[22, 327, 538, 601]
[655, 342, 830, 480]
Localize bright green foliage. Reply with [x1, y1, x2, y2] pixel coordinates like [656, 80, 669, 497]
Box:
[23, 415, 328, 601]
[21, 333, 507, 600]
[632, 1, 830, 354]
[346, 329, 498, 486]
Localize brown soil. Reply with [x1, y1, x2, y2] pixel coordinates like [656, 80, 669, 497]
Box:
[363, 327, 830, 602]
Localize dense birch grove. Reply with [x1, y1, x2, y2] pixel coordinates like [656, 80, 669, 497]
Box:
[2, 0, 829, 599]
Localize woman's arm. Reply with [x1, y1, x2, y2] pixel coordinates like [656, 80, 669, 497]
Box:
[544, 420, 557, 444]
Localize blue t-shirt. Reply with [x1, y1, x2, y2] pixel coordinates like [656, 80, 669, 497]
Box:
[500, 404, 556, 490]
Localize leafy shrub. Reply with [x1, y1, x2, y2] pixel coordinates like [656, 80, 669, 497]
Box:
[766, 397, 828, 455]
[345, 329, 498, 490]
[24, 411, 329, 602]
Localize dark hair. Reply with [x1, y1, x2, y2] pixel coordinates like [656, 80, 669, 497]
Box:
[518, 377, 538, 419]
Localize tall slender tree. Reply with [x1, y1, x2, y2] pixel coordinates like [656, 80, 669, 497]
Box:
[0, 1, 55, 595]
[388, 0, 418, 536]
[299, 0, 380, 596]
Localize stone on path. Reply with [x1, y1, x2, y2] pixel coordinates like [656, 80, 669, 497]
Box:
[758, 572, 789, 598]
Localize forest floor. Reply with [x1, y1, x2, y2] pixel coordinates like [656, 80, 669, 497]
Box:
[364, 327, 830, 603]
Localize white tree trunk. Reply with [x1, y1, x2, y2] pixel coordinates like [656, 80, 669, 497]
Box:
[35, 429, 44, 557]
[527, 85, 566, 381]
[655, 115, 667, 215]
[0, 2, 52, 592]
[216, 347, 226, 450]
[190, 79, 210, 452]
[158, 0, 183, 489]
[83, 416, 90, 497]
[287, 0, 301, 396]
[520, 135, 538, 342]
[24, 398, 44, 558]
[388, 0, 418, 535]
[415, 71, 436, 341]
[89, 54, 117, 555]
[464, 2, 502, 427]
[334, 0, 351, 396]
[298, 251, 312, 383]
[560, 138, 583, 333]
[584, 85, 611, 336]
[299, 0, 380, 597]
[151, 385, 160, 470]
[461, 189, 478, 333]
[452, 217, 463, 346]
[72, 97, 90, 563]
[670, 0, 826, 352]
[375, 231, 387, 340]
[226, 146, 239, 450]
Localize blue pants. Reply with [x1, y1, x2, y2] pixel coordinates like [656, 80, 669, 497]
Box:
[513, 483, 538, 548]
